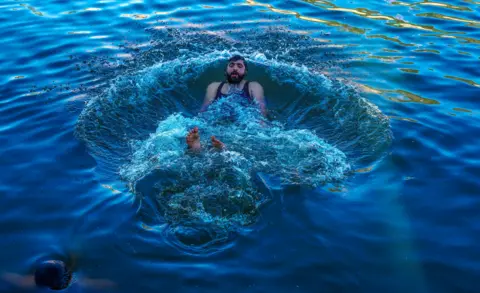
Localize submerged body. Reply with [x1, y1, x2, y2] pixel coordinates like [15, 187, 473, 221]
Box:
[189, 55, 266, 151]
[200, 80, 266, 116]
[2, 259, 115, 291]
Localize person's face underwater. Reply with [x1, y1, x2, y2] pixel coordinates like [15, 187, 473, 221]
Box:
[225, 60, 247, 84]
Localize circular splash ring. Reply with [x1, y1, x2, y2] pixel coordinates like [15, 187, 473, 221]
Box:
[76, 29, 393, 254]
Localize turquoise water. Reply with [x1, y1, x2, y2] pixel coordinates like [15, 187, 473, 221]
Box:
[1, 0, 479, 292]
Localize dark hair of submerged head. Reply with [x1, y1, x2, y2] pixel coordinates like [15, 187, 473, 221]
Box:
[34, 260, 72, 291]
[227, 55, 248, 71]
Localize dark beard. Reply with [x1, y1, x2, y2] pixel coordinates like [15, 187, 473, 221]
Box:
[226, 72, 245, 84]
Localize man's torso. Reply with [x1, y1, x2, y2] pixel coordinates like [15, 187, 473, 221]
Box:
[214, 80, 252, 101]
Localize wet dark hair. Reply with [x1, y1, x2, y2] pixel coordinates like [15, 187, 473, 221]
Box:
[34, 260, 72, 290]
[227, 55, 248, 71]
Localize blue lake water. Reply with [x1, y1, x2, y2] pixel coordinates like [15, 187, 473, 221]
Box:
[1, 0, 479, 292]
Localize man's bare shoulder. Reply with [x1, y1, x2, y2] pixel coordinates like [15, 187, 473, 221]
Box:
[207, 82, 222, 90]
[248, 81, 263, 89]
[203, 82, 222, 103]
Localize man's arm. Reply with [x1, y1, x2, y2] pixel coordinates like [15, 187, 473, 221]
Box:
[249, 82, 267, 117]
[1, 272, 35, 289]
[199, 82, 220, 112]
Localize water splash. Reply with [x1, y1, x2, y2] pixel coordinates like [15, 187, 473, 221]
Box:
[120, 94, 350, 253]
[120, 94, 351, 185]
[75, 29, 393, 253]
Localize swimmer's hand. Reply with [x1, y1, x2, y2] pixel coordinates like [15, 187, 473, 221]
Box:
[1, 272, 35, 289]
[79, 277, 117, 290]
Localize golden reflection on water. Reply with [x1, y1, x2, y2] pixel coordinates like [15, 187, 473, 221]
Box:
[313, 38, 331, 43]
[444, 75, 480, 87]
[351, 51, 371, 55]
[414, 49, 440, 54]
[21, 0, 474, 123]
[383, 48, 400, 53]
[328, 185, 348, 192]
[388, 90, 440, 104]
[299, 0, 480, 47]
[367, 35, 415, 47]
[468, 23, 480, 28]
[355, 166, 374, 173]
[388, 0, 473, 12]
[141, 223, 154, 231]
[358, 84, 440, 105]
[417, 12, 480, 25]
[400, 68, 419, 73]
[304, 0, 449, 35]
[389, 116, 419, 123]
[101, 184, 121, 194]
[245, 0, 365, 34]
[120, 13, 150, 20]
[355, 83, 382, 94]
[453, 107, 472, 113]
[417, 1, 472, 11]
[55, 0, 476, 116]
[420, 33, 480, 45]
[20, 4, 43, 16]
[368, 55, 404, 61]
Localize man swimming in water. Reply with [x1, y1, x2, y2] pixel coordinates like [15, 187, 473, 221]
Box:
[2, 259, 116, 291]
[186, 55, 267, 151]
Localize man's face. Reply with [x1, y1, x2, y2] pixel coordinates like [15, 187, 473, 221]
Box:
[225, 60, 246, 84]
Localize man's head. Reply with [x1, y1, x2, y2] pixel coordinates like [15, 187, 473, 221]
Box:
[225, 55, 248, 84]
[34, 260, 72, 290]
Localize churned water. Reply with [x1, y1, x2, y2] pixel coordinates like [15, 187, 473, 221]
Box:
[1, 0, 479, 292]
